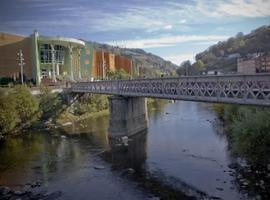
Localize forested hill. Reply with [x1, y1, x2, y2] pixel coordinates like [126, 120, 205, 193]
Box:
[89, 42, 178, 77]
[194, 25, 270, 73]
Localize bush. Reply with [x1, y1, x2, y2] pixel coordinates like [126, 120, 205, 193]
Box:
[230, 107, 270, 165]
[38, 87, 62, 119]
[107, 69, 130, 80]
[0, 77, 13, 86]
[73, 94, 109, 115]
[11, 85, 39, 125]
[212, 104, 225, 119]
[214, 104, 270, 166]
[0, 90, 18, 135]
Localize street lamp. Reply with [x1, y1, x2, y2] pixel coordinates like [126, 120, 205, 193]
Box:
[17, 49, 25, 84]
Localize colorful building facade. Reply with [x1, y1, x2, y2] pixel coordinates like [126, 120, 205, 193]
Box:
[92, 50, 131, 79]
[0, 31, 132, 85]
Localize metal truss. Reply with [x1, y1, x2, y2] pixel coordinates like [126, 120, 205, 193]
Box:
[71, 74, 270, 106]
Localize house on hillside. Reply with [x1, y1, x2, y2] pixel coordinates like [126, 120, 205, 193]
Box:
[237, 52, 270, 74]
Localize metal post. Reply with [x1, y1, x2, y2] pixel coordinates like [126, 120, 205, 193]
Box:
[50, 44, 56, 82]
[69, 45, 73, 81]
[17, 49, 25, 84]
[78, 49, 81, 79]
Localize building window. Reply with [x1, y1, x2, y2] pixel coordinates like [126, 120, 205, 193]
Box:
[40, 44, 65, 64]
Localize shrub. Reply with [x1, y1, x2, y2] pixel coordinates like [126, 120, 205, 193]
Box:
[230, 107, 270, 165]
[11, 85, 39, 125]
[73, 94, 109, 115]
[38, 87, 62, 119]
[0, 91, 18, 135]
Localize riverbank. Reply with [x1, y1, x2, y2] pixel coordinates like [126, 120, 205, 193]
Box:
[55, 98, 167, 134]
[1, 100, 264, 199]
[213, 104, 270, 199]
[0, 186, 61, 200]
[57, 109, 109, 125]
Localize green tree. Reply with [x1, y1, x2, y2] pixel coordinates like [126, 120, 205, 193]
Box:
[11, 85, 39, 126]
[38, 87, 62, 119]
[107, 69, 130, 80]
[192, 60, 205, 74]
[176, 60, 191, 76]
[0, 91, 18, 135]
[230, 107, 270, 165]
[73, 94, 109, 115]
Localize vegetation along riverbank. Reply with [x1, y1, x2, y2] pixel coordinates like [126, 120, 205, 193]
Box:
[0, 84, 167, 139]
[213, 104, 270, 198]
[0, 85, 111, 138]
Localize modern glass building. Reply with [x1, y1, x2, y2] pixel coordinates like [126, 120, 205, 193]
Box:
[0, 31, 132, 86]
[0, 31, 95, 85]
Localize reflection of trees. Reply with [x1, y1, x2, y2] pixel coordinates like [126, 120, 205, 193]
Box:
[0, 117, 110, 187]
[147, 99, 167, 122]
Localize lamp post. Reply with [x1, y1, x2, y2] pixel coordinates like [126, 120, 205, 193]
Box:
[17, 49, 25, 84]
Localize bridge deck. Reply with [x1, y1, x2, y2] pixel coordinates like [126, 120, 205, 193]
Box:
[71, 74, 270, 106]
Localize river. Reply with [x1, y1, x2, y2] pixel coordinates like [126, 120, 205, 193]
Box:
[0, 101, 247, 199]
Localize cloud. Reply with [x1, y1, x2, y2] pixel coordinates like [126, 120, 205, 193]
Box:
[197, 0, 270, 17]
[163, 25, 173, 30]
[1, 0, 269, 40]
[163, 54, 195, 65]
[106, 35, 228, 49]
[79, 0, 270, 33]
[216, 0, 270, 17]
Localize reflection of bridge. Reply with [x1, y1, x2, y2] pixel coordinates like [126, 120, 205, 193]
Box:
[71, 74, 270, 106]
[71, 74, 270, 137]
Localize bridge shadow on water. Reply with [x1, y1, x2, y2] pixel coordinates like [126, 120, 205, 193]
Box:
[100, 130, 211, 200]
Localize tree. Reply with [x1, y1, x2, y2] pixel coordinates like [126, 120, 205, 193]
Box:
[107, 69, 131, 80]
[38, 87, 62, 119]
[230, 107, 270, 165]
[176, 60, 191, 76]
[236, 32, 244, 38]
[11, 85, 39, 125]
[192, 60, 205, 73]
[0, 91, 18, 135]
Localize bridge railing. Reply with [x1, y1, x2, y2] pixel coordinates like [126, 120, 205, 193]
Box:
[71, 74, 270, 106]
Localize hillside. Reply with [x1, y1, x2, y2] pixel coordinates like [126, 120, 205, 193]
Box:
[91, 42, 178, 77]
[194, 25, 270, 73]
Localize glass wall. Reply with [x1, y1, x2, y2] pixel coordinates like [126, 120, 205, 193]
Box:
[40, 44, 65, 64]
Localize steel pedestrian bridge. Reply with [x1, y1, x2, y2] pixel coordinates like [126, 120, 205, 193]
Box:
[71, 74, 270, 106]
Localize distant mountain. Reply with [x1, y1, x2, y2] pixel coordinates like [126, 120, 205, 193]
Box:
[90, 42, 178, 77]
[194, 25, 270, 73]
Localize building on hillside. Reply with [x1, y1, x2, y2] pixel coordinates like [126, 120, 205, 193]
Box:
[0, 31, 97, 85]
[115, 55, 132, 75]
[92, 50, 132, 79]
[237, 52, 270, 74]
[104, 52, 115, 72]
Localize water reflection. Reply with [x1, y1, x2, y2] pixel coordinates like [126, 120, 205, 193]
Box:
[104, 131, 147, 171]
[0, 100, 254, 199]
[0, 115, 110, 188]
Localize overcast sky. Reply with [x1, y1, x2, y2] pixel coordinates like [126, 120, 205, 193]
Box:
[0, 0, 269, 65]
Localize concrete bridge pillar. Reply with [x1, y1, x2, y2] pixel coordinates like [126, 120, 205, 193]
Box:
[108, 96, 148, 138]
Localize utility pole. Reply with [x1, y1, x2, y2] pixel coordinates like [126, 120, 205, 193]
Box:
[17, 49, 25, 84]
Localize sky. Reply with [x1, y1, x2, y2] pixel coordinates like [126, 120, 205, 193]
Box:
[0, 0, 269, 65]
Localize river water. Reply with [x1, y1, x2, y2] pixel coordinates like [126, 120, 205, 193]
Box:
[0, 101, 246, 199]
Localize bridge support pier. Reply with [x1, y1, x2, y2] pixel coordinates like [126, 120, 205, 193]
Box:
[108, 96, 148, 138]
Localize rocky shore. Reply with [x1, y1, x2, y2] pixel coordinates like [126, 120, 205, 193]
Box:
[0, 186, 61, 200]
